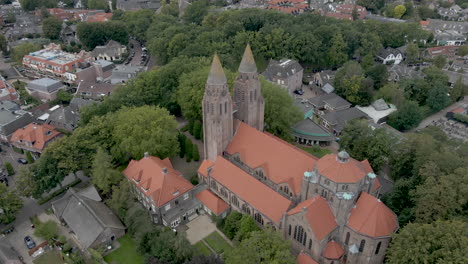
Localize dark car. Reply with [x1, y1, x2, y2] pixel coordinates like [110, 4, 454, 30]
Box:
[0, 176, 8, 186]
[17, 158, 28, 164]
[24, 236, 36, 249]
[294, 89, 304, 95]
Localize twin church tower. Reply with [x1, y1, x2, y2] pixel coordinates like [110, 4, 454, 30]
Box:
[202, 45, 265, 161]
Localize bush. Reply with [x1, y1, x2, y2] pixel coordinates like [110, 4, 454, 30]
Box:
[185, 138, 193, 162]
[193, 144, 200, 161]
[12, 146, 23, 154]
[190, 174, 199, 185]
[220, 211, 243, 239]
[453, 113, 468, 124]
[34, 220, 59, 241]
[25, 152, 34, 164]
[193, 120, 202, 139]
[188, 120, 195, 135]
[178, 133, 187, 158]
[5, 162, 14, 176]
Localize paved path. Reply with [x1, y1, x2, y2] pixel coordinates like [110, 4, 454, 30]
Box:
[413, 96, 468, 131]
[185, 214, 217, 245]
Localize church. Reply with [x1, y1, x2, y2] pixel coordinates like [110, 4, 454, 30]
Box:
[197, 45, 399, 264]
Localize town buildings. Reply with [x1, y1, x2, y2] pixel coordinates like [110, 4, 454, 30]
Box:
[91, 40, 127, 62]
[267, 0, 310, 15]
[376, 48, 403, 65]
[0, 102, 34, 142]
[196, 46, 397, 263]
[26, 78, 66, 101]
[10, 123, 62, 155]
[263, 58, 304, 95]
[110, 65, 145, 84]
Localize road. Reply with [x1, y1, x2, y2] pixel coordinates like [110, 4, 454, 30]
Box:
[129, 40, 144, 66]
[0, 145, 29, 189]
[413, 96, 468, 131]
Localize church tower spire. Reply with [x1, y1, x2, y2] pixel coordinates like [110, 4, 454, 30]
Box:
[202, 55, 233, 162]
[233, 44, 265, 131]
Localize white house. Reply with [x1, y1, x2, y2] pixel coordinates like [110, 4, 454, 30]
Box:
[377, 47, 403, 65]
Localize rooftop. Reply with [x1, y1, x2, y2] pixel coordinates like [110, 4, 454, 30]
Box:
[10, 123, 61, 151]
[196, 189, 229, 215]
[316, 153, 374, 183]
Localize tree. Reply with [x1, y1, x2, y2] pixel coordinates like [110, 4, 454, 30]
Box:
[112, 106, 179, 160]
[260, 79, 302, 141]
[0, 34, 7, 53]
[412, 167, 468, 223]
[122, 9, 154, 41]
[76, 21, 129, 50]
[91, 148, 121, 195]
[160, 0, 179, 17]
[15, 169, 36, 197]
[386, 220, 468, 263]
[327, 33, 348, 68]
[183, 0, 209, 25]
[187, 255, 225, 264]
[192, 144, 200, 162]
[5, 162, 14, 175]
[193, 120, 202, 140]
[375, 83, 405, 107]
[25, 151, 34, 164]
[106, 180, 133, 220]
[450, 77, 465, 102]
[352, 6, 359, 21]
[87, 0, 109, 11]
[235, 214, 260, 242]
[433, 55, 447, 69]
[42, 16, 62, 40]
[0, 183, 23, 224]
[185, 137, 193, 162]
[221, 211, 243, 239]
[140, 228, 194, 264]
[178, 133, 187, 158]
[225, 228, 296, 264]
[405, 43, 419, 63]
[458, 45, 468, 57]
[366, 64, 388, 89]
[387, 100, 423, 131]
[394, 5, 407, 18]
[12, 43, 41, 64]
[426, 81, 450, 112]
[35, 220, 59, 241]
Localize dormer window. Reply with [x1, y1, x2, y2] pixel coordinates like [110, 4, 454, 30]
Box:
[173, 191, 179, 196]
[45, 131, 52, 136]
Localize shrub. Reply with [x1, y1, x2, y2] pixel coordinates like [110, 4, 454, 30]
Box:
[185, 138, 193, 162]
[25, 152, 34, 164]
[188, 119, 195, 135]
[5, 162, 14, 176]
[190, 174, 199, 185]
[178, 133, 186, 158]
[193, 120, 202, 139]
[34, 220, 59, 241]
[193, 144, 200, 161]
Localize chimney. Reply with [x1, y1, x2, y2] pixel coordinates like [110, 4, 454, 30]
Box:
[144, 152, 149, 158]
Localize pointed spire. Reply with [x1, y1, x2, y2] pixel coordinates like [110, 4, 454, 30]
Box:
[238, 44, 257, 73]
[207, 54, 227, 85]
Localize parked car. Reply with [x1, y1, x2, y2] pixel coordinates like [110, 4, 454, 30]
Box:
[17, 158, 28, 164]
[294, 89, 304, 95]
[24, 236, 36, 249]
[0, 176, 8, 186]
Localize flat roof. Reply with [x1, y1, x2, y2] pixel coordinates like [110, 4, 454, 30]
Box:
[29, 78, 61, 86]
[356, 105, 397, 124]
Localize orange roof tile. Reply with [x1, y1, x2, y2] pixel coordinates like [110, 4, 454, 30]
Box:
[10, 123, 61, 151]
[451, 107, 465, 113]
[316, 154, 373, 183]
[198, 159, 214, 177]
[297, 252, 318, 264]
[123, 156, 194, 207]
[322, 241, 344, 259]
[196, 189, 229, 215]
[420, 20, 429, 26]
[226, 122, 318, 195]
[210, 156, 292, 224]
[288, 197, 337, 241]
[347, 192, 398, 237]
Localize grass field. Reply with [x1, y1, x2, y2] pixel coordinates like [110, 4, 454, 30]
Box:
[104, 234, 144, 264]
[299, 145, 333, 158]
[33, 250, 63, 264]
[194, 241, 213, 256]
[203, 231, 232, 254]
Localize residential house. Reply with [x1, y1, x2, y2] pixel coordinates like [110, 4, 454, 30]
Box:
[85, 12, 113, 22]
[376, 47, 403, 65]
[311, 70, 336, 95]
[0, 237, 21, 264]
[10, 123, 62, 154]
[52, 186, 125, 249]
[26, 78, 67, 101]
[61, 23, 78, 45]
[66, 60, 115, 84]
[267, 0, 310, 15]
[91, 40, 127, 62]
[387, 64, 424, 82]
[426, 45, 459, 59]
[116, 0, 160, 11]
[46, 106, 80, 131]
[123, 153, 201, 227]
[444, 70, 468, 85]
[0, 77, 18, 101]
[325, 4, 367, 20]
[76, 81, 116, 100]
[110, 65, 145, 84]
[421, 19, 468, 46]
[446, 59, 468, 72]
[356, 99, 397, 124]
[263, 59, 304, 95]
[0, 104, 34, 141]
[437, 5, 467, 21]
[5, 14, 42, 40]
[69, 97, 96, 112]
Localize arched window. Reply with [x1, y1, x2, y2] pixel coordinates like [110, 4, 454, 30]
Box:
[220, 188, 228, 198]
[242, 204, 251, 215]
[210, 181, 218, 192]
[254, 213, 264, 225]
[303, 232, 307, 246]
[375, 242, 381, 255]
[288, 225, 291, 236]
[294, 226, 298, 240]
[219, 104, 222, 115]
[225, 102, 227, 113]
[345, 232, 350, 245]
[295, 226, 305, 244]
[359, 239, 366, 253]
[231, 196, 239, 207]
[308, 239, 312, 250]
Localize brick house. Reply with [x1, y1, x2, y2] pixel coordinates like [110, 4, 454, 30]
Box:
[10, 123, 62, 154]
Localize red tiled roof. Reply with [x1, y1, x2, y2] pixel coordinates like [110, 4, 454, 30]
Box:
[288, 197, 337, 241]
[0, 80, 6, 89]
[297, 252, 318, 264]
[451, 107, 465, 113]
[322, 241, 344, 259]
[86, 13, 112, 22]
[316, 154, 374, 183]
[196, 189, 229, 215]
[427, 45, 458, 56]
[198, 159, 214, 177]
[10, 123, 61, 151]
[226, 122, 318, 195]
[325, 12, 353, 20]
[420, 20, 429, 26]
[123, 156, 194, 207]
[210, 156, 292, 224]
[347, 192, 398, 237]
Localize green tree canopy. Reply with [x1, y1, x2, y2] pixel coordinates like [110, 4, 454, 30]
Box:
[394, 5, 407, 18]
[0, 183, 23, 224]
[12, 43, 41, 64]
[387, 100, 423, 131]
[183, 0, 209, 25]
[225, 228, 295, 264]
[42, 16, 62, 40]
[35, 220, 59, 241]
[77, 21, 129, 50]
[112, 106, 179, 160]
[91, 148, 121, 195]
[387, 220, 468, 264]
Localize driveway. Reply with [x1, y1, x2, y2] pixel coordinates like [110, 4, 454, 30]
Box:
[185, 214, 218, 245]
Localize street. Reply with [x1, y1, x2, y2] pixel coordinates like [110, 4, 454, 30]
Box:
[0, 145, 29, 189]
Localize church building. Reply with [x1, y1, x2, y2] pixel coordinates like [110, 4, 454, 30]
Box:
[197, 44, 399, 264]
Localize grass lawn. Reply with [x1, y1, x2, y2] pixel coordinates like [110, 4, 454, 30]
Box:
[299, 146, 333, 158]
[33, 250, 64, 264]
[203, 231, 232, 254]
[104, 234, 144, 264]
[194, 241, 213, 256]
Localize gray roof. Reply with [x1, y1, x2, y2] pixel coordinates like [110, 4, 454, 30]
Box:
[0, 109, 34, 137]
[372, 99, 390, 111]
[92, 40, 125, 58]
[309, 93, 351, 110]
[322, 107, 368, 132]
[207, 55, 227, 85]
[388, 64, 424, 81]
[0, 100, 19, 111]
[27, 78, 64, 93]
[238, 44, 257, 73]
[378, 47, 402, 58]
[263, 59, 303, 80]
[46, 106, 79, 130]
[70, 97, 96, 112]
[52, 187, 125, 248]
[444, 70, 468, 85]
[292, 119, 334, 142]
[321, 83, 335, 94]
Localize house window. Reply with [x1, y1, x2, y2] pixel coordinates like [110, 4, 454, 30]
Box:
[211, 181, 218, 192]
[242, 204, 251, 215]
[345, 232, 350, 245]
[165, 204, 171, 211]
[288, 225, 291, 236]
[359, 239, 366, 253]
[220, 188, 228, 198]
[325, 179, 330, 185]
[183, 193, 189, 200]
[295, 226, 305, 244]
[303, 232, 307, 246]
[308, 239, 312, 250]
[254, 213, 264, 225]
[375, 242, 381, 255]
[219, 104, 222, 115]
[231, 195, 239, 207]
